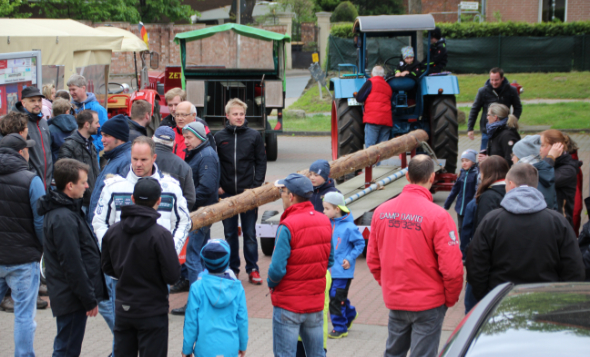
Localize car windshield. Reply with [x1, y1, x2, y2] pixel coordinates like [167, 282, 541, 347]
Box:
[466, 283, 590, 357]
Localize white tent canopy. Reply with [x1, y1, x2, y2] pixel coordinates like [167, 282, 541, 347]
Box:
[0, 19, 123, 87]
[95, 26, 148, 53]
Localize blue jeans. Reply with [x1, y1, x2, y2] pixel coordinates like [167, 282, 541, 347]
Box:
[185, 226, 211, 285]
[53, 309, 88, 357]
[384, 304, 447, 357]
[480, 132, 489, 151]
[329, 278, 357, 333]
[464, 283, 478, 314]
[98, 275, 116, 356]
[273, 307, 324, 357]
[365, 123, 391, 148]
[222, 204, 259, 274]
[0, 261, 39, 357]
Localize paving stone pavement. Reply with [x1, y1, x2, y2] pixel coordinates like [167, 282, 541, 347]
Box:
[2, 134, 588, 356]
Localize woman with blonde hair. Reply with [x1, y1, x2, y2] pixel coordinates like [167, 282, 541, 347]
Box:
[477, 103, 520, 167]
[41, 83, 56, 119]
[540, 129, 580, 230]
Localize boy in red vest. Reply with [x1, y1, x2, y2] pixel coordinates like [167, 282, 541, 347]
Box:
[268, 173, 334, 356]
[355, 66, 393, 148]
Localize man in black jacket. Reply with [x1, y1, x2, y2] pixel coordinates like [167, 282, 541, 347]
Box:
[423, 27, 447, 73]
[160, 87, 185, 129]
[127, 99, 150, 141]
[468, 68, 523, 150]
[38, 158, 108, 356]
[215, 98, 267, 285]
[101, 177, 180, 356]
[466, 163, 585, 301]
[58, 110, 100, 215]
[13, 86, 53, 189]
[0, 134, 46, 356]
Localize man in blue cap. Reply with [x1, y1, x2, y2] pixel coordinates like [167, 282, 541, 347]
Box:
[268, 173, 334, 357]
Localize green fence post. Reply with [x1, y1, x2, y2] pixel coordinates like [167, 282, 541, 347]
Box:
[498, 35, 502, 68]
[583, 34, 586, 71]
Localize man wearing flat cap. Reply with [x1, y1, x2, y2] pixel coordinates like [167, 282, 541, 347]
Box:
[268, 173, 334, 357]
[12, 86, 53, 189]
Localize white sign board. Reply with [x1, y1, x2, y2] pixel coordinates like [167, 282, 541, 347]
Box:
[460, 1, 479, 10]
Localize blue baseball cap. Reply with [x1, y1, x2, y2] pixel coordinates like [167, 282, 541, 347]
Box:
[274, 173, 313, 198]
[154, 126, 175, 142]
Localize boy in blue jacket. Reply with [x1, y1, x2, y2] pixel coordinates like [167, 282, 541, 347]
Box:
[444, 149, 479, 239]
[182, 239, 248, 357]
[310, 159, 339, 212]
[322, 192, 365, 339]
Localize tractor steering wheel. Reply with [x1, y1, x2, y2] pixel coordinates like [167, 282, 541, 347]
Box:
[383, 55, 402, 77]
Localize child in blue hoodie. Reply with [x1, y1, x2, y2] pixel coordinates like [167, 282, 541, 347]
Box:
[444, 149, 479, 239]
[322, 192, 365, 339]
[182, 239, 248, 357]
[310, 159, 340, 212]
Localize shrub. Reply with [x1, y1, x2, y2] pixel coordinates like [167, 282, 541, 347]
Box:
[330, 21, 590, 39]
[330, 1, 358, 23]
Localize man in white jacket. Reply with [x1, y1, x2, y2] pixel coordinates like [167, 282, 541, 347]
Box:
[93, 136, 191, 252]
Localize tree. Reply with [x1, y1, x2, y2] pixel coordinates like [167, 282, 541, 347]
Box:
[33, 0, 196, 23]
[0, 0, 31, 18]
[353, 0, 404, 15]
[331, 1, 358, 22]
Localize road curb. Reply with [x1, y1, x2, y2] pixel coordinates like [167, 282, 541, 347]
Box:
[279, 129, 589, 137]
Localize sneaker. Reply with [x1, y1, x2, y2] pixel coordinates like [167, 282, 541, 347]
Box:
[328, 330, 348, 339]
[37, 297, 48, 310]
[0, 296, 14, 312]
[249, 270, 262, 285]
[170, 279, 190, 294]
[347, 311, 359, 330]
[171, 304, 187, 316]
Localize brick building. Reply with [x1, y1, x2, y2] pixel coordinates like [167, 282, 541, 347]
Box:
[405, 0, 589, 23]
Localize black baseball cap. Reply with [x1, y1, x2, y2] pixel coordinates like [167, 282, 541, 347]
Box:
[133, 177, 162, 204]
[21, 86, 45, 99]
[0, 133, 36, 151]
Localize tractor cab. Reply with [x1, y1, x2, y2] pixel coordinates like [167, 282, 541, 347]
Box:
[331, 14, 460, 175]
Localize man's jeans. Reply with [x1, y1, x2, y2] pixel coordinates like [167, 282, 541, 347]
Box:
[222, 205, 259, 274]
[365, 123, 391, 148]
[0, 261, 39, 357]
[53, 309, 88, 357]
[480, 132, 489, 151]
[464, 283, 478, 314]
[384, 304, 447, 357]
[98, 275, 117, 356]
[185, 226, 211, 284]
[273, 307, 324, 357]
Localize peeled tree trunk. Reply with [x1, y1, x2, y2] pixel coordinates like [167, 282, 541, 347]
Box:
[190, 129, 428, 231]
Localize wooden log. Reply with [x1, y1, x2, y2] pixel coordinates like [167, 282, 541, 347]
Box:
[190, 129, 428, 230]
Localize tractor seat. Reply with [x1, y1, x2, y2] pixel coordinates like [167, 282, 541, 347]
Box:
[386, 77, 416, 92]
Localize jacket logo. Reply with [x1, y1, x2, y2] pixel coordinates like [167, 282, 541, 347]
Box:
[122, 305, 130, 311]
[221, 141, 229, 145]
[448, 231, 459, 246]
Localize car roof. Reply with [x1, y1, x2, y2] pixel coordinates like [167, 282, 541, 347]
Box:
[353, 14, 436, 33]
[465, 283, 590, 357]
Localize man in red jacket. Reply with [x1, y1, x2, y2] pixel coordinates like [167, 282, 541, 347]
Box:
[355, 66, 393, 148]
[367, 155, 463, 357]
[268, 173, 334, 356]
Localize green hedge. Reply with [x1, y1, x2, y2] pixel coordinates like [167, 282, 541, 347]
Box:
[330, 21, 590, 39]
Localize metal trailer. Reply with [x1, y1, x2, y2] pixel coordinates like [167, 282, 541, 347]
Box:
[172, 24, 291, 162]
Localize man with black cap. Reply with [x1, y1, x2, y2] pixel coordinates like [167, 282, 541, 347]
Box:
[422, 27, 447, 73]
[12, 86, 53, 189]
[101, 177, 181, 357]
[268, 173, 333, 357]
[0, 134, 47, 355]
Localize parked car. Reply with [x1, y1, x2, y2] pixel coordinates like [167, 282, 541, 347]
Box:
[440, 282, 590, 357]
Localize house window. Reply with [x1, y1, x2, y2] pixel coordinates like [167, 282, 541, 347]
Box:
[540, 0, 566, 22]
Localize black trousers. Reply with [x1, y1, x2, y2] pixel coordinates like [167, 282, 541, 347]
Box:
[53, 309, 88, 357]
[114, 313, 168, 357]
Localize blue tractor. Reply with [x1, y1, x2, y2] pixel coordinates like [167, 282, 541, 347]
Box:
[330, 14, 460, 174]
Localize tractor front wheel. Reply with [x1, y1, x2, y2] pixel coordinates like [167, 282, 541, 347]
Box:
[430, 95, 459, 174]
[334, 98, 364, 159]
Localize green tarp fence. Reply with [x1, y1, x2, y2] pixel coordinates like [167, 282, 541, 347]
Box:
[327, 35, 590, 73]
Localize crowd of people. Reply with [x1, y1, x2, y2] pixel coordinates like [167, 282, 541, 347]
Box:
[0, 57, 589, 357]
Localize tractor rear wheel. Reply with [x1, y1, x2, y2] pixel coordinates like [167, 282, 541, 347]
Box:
[265, 121, 278, 162]
[336, 99, 364, 158]
[430, 95, 459, 174]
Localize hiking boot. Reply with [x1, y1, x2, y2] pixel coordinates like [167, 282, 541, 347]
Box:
[249, 270, 262, 285]
[171, 304, 187, 316]
[0, 296, 14, 312]
[170, 279, 190, 294]
[347, 311, 359, 330]
[37, 297, 48, 309]
[328, 330, 348, 339]
[39, 284, 48, 296]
